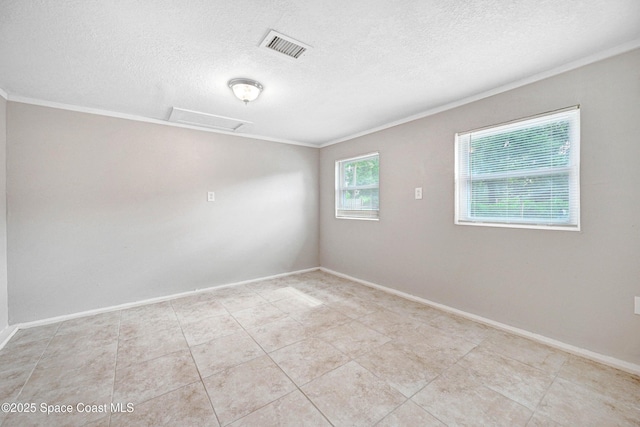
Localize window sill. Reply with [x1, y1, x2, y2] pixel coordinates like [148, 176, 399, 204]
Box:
[455, 220, 580, 231]
[335, 216, 380, 221]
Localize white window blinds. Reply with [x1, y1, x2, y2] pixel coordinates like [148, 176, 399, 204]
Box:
[336, 153, 380, 219]
[455, 107, 580, 230]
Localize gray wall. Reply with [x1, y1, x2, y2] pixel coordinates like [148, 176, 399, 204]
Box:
[7, 103, 319, 323]
[0, 95, 7, 331]
[320, 49, 640, 365]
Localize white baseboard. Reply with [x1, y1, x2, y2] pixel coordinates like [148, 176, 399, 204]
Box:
[320, 267, 640, 377]
[0, 324, 18, 349]
[5, 265, 638, 376]
[1, 267, 320, 349]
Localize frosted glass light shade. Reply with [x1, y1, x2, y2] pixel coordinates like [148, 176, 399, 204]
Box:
[228, 78, 263, 104]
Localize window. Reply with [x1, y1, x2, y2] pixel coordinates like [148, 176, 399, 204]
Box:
[455, 107, 580, 230]
[336, 152, 379, 219]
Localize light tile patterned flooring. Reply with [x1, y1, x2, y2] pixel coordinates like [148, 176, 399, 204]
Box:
[0, 270, 639, 426]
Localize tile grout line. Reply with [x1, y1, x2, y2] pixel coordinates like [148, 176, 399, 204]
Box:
[113, 303, 219, 421]
[263, 348, 338, 425]
[468, 336, 560, 374]
[292, 285, 409, 425]
[551, 357, 640, 403]
[540, 357, 640, 422]
[523, 357, 567, 427]
[219, 282, 340, 427]
[12, 322, 62, 403]
[106, 310, 123, 427]
[399, 337, 480, 426]
[286, 276, 459, 424]
[226, 292, 337, 427]
[268, 297, 409, 425]
[358, 301, 571, 421]
[169, 298, 224, 427]
[449, 333, 539, 418]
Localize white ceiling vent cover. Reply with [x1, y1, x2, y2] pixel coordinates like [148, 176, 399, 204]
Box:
[168, 107, 251, 132]
[260, 30, 311, 59]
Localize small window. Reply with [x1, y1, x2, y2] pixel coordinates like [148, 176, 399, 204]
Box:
[336, 152, 379, 220]
[455, 107, 580, 230]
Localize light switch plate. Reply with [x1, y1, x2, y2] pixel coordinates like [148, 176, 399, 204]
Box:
[207, 192, 215, 202]
[635, 296, 640, 315]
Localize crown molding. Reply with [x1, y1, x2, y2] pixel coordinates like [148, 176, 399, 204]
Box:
[320, 39, 640, 148]
[7, 95, 319, 148]
[4, 39, 639, 149]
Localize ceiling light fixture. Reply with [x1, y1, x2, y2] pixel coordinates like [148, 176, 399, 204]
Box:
[228, 78, 263, 105]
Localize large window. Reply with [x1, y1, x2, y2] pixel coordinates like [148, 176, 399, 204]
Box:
[336, 152, 379, 220]
[455, 107, 580, 230]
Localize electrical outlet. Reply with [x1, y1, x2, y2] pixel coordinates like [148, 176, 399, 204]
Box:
[415, 187, 423, 200]
[207, 192, 215, 202]
[635, 296, 640, 315]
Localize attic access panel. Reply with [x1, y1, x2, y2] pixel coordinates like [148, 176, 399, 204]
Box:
[168, 107, 251, 132]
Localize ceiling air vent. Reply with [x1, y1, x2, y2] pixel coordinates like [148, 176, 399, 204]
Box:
[168, 107, 250, 132]
[260, 30, 311, 59]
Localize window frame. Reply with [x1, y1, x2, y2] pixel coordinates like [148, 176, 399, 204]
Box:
[454, 106, 580, 231]
[335, 152, 380, 220]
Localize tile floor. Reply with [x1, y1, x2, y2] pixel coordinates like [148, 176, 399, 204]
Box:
[0, 270, 639, 426]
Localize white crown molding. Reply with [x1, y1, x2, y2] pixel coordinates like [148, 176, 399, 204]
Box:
[6, 95, 319, 148]
[6, 40, 639, 150]
[320, 39, 640, 148]
[0, 266, 320, 350]
[320, 267, 640, 376]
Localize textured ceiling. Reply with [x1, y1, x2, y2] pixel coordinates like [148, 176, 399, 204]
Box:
[0, 0, 639, 146]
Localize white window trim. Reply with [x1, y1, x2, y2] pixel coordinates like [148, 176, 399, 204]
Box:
[454, 106, 580, 231]
[335, 152, 380, 221]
